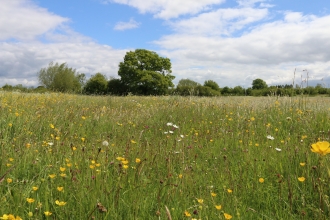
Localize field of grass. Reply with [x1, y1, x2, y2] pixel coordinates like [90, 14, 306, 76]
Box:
[1, 92, 330, 219]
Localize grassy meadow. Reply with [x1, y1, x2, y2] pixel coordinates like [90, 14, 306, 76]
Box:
[1, 92, 330, 219]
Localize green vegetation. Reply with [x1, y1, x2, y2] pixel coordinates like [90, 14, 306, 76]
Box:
[1, 93, 330, 219]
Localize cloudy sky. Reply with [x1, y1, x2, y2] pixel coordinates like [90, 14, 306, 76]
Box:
[1, 0, 330, 88]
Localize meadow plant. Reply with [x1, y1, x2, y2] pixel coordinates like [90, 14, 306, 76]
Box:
[1, 92, 330, 219]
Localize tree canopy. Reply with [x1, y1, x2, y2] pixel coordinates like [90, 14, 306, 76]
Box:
[252, 78, 268, 90]
[83, 73, 108, 95]
[37, 62, 85, 93]
[118, 49, 175, 95]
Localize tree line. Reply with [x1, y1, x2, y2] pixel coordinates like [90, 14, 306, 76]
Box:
[2, 49, 330, 96]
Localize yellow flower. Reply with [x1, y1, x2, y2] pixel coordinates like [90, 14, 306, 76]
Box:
[135, 158, 141, 163]
[60, 173, 66, 177]
[211, 192, 217, 197]
[300, 162, 306, 166]
[81, 137, 85, 142]
[9, 158, 14, 162]
[131, 140, 137, 144]
[311, 141, 330, 156]
[28, 212, 33, 217]
[0, 214, 9, 220]
[121, 160, 129, 165]
[49, 174, 56, 179]
[16, 215, 22, 220]
[184, 211, 191, 217]
[44, 211, 52, 217]
[298, 177, 305, 182]
[57, 186, 64, 192]
[32, 186, 38, 191]
[26, 143, 31, 148]
[26, 198, 35, 203]
[82, 116, 86, 120]
[8, 123, 13, 127]
[259, 178, 265, 183]
[215, 205, 222, 210]
[60, 167, 66, 172]
[50, 124, 55, 129]
[7, 178, 13, 184]
[123, 165, 129, 169]
[55, 200, 67, 206]
[224, 213, 233, 219]
[197, 198, 203, 204]
[227, 189, 233, 193]
[89, 165, 95, 169]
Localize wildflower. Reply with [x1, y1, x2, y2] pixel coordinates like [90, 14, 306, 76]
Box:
[49, 174, 56, 179]
[26, 198, 35, 203]
[267, 135, 274, 140]
[81, 116, 86, 120]
[121, 160, 129, 165]
[32, 187, 38, 191]
[184, 211, 191, 217]
[300, 162, 306, 166]
[227, 189, 233, 193]
[286, 117, 292, 120]
[44, 211, 52, 217]
[173, 124, 179, 129]
[211, 192, 217, 197]
[298, 177, 305, 182]
[311, 141, 330, 156]
[47, 142, 54, 146]
[81, 137, 85, 142]
[131, 140, 137, 144]
[166, 122, 173, 126]
[224, 213, 233, 219]
[102, 141, 109, 146]
[135, 158, 141, 163]
[0, 214, 9, 220]
[178, 174, 183, 179]
[259, 178, 265, 183]
[275, 148, 282, 152]
[60, 173, 66, 177]
[60, 167, 66, 172]
[123, 165, 129, 169]
[7, 178, 13, 184]
[57, 186, 64, 192]
[28, 212, 33, 217]
[164, 132, 168, 134]
[55, 200, 67, 206]
[8, 123, 12, 127]
[169, 131, 174, 134]
[215, 205, 222, 210]
[197, 198, 203, 204]
[50, 124, 55, 129]
[26, 143, 31, 148]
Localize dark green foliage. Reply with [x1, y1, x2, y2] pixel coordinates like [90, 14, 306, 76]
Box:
[203, 80, 220, 91]
[252, 78, 268, 90]
[37, 62, 84, 93]
[107, 77, 129, 95]
[118, 49, 175, 95]
[177, 79, 200, 87]
[83, 73, 108, 95]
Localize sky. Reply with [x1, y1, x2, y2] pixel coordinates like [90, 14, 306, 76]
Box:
[1, 0, 330, 88]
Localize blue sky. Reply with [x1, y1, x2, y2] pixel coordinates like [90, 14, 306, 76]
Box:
[1, 0, 330, 88]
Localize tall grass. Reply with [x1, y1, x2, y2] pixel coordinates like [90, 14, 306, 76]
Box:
[1, 92, 330, 219]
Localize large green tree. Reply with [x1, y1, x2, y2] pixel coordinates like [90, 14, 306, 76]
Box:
[118, 49, 175, 95]
[252, 78, 268, 90]
[37, 62, 85, 93]
[83, 73, 108, 95]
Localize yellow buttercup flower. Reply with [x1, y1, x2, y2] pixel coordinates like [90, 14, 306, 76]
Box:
[227, 189, 233, 193]
[197, 198, 203, 204]
[211, 192, 217, 197]
[259, 178, 265, 183]
[215, 205, 222, 210]
[135, 158, 141, 163]
[184, 211, 191, 217]
[298, 177, 305, 182]
[224, 213, 233, 219]
[55, 200, 67, 206]
[311, 141, 330, 156]
[57, 186, 64, 192]
[49, 174, 56, 179]
[44, 211, 52, 217]
[300, 162, 306, 166]
[32, 186, 38, 191]
[26, 198, 35, 203]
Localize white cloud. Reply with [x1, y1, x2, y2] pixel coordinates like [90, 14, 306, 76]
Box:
[114, 18, 140, 30]
[0, 41, 128, 86]
[108, 0, 225, 19]
[169, 7, 268, 36]
[0, 0, 68, 41]
[155, 12, 330, 87]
